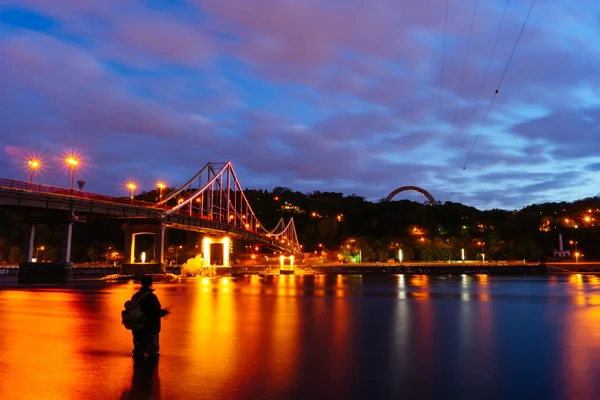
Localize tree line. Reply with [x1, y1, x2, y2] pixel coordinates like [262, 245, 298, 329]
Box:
[1, 186, 598, 263]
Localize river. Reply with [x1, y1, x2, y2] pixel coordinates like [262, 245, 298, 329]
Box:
[1, 274, 600, 399]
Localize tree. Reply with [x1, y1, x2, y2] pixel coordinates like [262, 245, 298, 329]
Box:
[317, 218, 338, 247]
[8, 246, 23, 264]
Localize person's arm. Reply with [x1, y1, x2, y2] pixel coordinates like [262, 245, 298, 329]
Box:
[155, 297, 170, 317]
[142, 294, 169, 318]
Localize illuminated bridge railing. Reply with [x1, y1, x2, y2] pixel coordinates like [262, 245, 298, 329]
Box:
[0, 178, 169, 209]
[0, 178, 288, 243]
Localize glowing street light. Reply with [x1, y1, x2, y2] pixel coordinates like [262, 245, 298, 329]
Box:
[27, 159, 40, 189]
[477, 241, 485, 261]
[126, 182, 137, 200]
[175, 245, 183, 265]
[35, 245, 45, 260]
[157, 181, 166, 200]
[569, 240, 579, 252]
[66, 157, 79, 194]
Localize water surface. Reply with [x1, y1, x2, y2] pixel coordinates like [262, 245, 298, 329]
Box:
[1, 274, 600, 399]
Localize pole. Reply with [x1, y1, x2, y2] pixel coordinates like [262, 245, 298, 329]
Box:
[29, 169, 34, 190]
[70, 166, 75, 195]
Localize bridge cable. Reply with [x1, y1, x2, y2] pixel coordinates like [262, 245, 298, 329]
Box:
[436, 0, 449, 137]
[462, 0, 537, 170]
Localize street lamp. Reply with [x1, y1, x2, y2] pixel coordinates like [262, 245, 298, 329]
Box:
[175, 245, 183, 265]
[127, 182, 136, 201]
[28, 159, 40, 189]
[157, 181, 166, 200]
[477, 241, 485, 262]
[569, 240, 579, 252]
[66, 157, 79, 194]
[35, 245, 45, 261]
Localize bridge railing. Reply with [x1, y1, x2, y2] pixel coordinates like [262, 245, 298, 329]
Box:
[0, 178, 171, 209]
[0, 178, 273, 228]
[0, 178, 299, 252]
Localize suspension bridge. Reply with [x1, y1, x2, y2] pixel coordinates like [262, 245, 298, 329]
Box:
[0, 161, 302, 282]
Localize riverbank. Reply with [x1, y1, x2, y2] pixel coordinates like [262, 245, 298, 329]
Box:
[5, 262, 600, 278]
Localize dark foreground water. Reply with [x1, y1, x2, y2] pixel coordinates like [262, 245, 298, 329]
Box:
[1, 274, 600, 400]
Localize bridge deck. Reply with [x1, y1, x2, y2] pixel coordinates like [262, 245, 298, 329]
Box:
[0, 179, 297, 253]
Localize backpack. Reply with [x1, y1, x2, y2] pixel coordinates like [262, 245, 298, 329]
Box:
[121, 292, 151, 331]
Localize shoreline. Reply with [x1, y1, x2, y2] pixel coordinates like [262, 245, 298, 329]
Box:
[3, 261, 600, 280]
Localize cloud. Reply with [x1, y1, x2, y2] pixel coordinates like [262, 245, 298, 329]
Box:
[2, 0, 600, 210]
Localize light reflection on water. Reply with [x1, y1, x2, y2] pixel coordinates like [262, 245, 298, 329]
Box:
[1, 275, 600, 399]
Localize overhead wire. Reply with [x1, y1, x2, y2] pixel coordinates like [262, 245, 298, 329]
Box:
[436, 0, 449, 137]
[462, 0, 537, 169]
[458, 0, 511, 162]
[450, 0, 510, 200]
[448, 0, 480, 144]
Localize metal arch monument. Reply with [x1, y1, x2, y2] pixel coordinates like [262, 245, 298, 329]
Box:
[385, 186, 436, 205]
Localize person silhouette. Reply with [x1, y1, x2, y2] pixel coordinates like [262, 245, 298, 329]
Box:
[130, 275, 169, 358]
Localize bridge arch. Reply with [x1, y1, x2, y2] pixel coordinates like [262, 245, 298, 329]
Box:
[385, 186, 436, 205]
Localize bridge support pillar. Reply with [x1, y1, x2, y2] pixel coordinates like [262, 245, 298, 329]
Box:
[60, 222, 73, 263]
[122, 222, 166, 276]
[18, 217, 73, 283]
[23, 224, 35, 262]
[202, 236, 230, 267]
[154, 224, 165, 264]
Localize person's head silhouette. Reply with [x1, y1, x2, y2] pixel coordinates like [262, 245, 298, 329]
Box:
[141, 275, 152, 288]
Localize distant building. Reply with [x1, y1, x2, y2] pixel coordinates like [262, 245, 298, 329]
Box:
[280, 202, 305, 214]
[553, 233, 571, 258]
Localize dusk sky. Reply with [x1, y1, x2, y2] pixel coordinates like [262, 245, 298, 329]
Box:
[1, 0, 599, 210]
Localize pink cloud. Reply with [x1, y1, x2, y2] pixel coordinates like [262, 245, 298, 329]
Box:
[106, 13, 214, 67]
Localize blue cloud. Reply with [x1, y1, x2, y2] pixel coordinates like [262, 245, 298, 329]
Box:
[0, 7, 56, 31]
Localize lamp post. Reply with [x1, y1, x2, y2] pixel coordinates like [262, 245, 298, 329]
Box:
[569, 240, 579, 252]
[28, 159, 40, 189]
[35, 245, 44, 261]
[477, 241, 485, 262]
[175, 245, 183, 265]
[66, 157, 78, 195]
[157, 182, 166, 201]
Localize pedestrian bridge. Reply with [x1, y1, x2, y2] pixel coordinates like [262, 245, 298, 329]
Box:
[0, 161, 302, 273]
